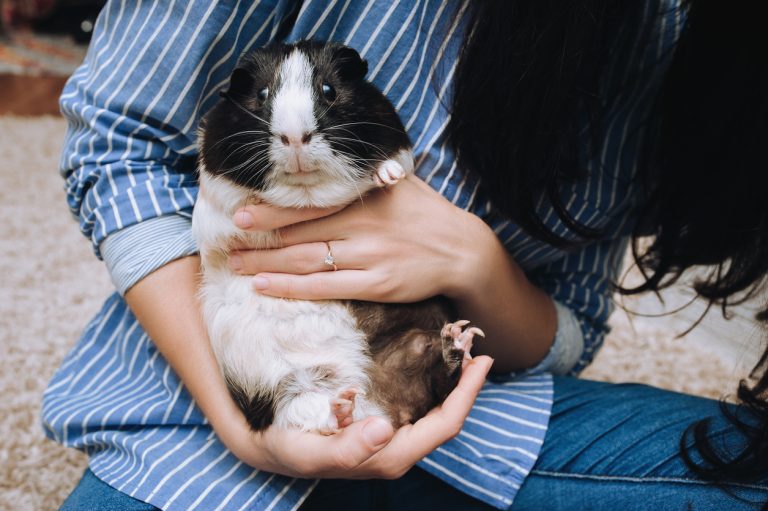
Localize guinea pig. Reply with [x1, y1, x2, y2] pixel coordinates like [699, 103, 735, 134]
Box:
[193, 40, 483, 433]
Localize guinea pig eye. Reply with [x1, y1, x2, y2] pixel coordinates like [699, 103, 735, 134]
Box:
[321, 83, 336, 101]
[257, 87, 269, 102]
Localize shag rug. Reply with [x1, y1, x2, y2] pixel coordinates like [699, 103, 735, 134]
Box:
[0, 116, 762, 510]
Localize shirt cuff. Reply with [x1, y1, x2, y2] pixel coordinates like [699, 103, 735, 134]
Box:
[528, 300, 585, 375]
[100, 215, 198, 295]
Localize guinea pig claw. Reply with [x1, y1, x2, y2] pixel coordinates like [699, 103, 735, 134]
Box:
[375, 160, 405, 187]
[442, 320, 483, 352]
[331, 388, 360, 429]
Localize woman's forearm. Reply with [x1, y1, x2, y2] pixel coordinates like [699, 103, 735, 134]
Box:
[123, 256, 252, 449]
[449, 215, 558, 373]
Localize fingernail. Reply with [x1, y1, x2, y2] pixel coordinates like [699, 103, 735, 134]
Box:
[235, 210, 254, 229]
[252, 276, 269, 290]
[229, 254, 242, 272]
[362, 419, 392, 447]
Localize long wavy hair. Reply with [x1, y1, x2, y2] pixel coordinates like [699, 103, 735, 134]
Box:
[448, 0, 768, 500]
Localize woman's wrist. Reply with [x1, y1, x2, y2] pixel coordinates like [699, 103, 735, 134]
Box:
[123, 256, 264, 465]
[443, 212, 558, 372]
[440, 208, 500, 300]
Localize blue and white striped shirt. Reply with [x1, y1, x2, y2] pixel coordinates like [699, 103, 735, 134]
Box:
[43, 1, 682, 509]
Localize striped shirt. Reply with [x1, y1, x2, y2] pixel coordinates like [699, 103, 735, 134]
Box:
[42, 1, 683, 509]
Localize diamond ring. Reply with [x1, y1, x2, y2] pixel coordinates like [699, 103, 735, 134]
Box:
[323, 241, 338, 271]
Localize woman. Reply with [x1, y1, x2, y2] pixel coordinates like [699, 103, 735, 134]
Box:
[46, 0, 768, 509]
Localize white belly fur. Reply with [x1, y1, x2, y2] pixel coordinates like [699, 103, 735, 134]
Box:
[193, 171, 384, 431]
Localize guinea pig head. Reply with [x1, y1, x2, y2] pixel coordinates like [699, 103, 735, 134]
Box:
[199, 41, 411, 208]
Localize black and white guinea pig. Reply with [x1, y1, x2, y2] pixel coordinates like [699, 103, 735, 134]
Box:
[199, 39, 412, 208]
[192, 40, 482, 434]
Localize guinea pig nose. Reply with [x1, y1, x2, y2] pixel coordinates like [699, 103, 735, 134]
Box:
[279, 132, 313, 146]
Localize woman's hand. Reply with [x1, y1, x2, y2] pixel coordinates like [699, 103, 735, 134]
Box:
[224, 355, 494, 479]
[229, 175, 558, 372]
[228, 175, 491, 303]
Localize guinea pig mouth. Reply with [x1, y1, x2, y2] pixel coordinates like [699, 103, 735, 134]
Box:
[275, 158, 325, 185]
[280, 158, 322, 179]
[285, 158, 314, 175]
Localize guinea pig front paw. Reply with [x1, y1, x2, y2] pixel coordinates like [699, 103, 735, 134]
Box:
[374, 159, 406, 187]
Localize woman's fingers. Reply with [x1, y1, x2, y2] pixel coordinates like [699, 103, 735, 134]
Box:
[390, 355, 492, 449]
[233, 203, 344, 232]
[354, 355, 494, 478]
[250, 269, 386, 301]
[261, 355, 492, 479]
[230, 240, 355, 275]
[263, 416, 394, 478]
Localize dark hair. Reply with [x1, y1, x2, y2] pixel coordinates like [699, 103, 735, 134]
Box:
[448, 0, 768, 499]
[448, 0, 634, 246]
[627, 0, 768, 501]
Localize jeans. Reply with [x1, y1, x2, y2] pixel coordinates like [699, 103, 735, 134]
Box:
[60, 377, 768, 510]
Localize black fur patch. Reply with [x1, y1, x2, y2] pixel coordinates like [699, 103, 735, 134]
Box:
[226, 377, 276, 432]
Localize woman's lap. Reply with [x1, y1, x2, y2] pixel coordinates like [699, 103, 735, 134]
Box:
[303, 377, 767, 510]
[60, 468, 159, 511]
[60, 377, 767, 510]
[510, 376, 767, 510]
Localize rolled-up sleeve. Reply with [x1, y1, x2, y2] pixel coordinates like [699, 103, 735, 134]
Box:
[527, 235, 630, 375]
[59, 0, 288, 293]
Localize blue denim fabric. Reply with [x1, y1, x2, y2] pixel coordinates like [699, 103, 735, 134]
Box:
[60, 469, 159, 511]
[511, 377, 767, 510]
[61, 377, 768, 510]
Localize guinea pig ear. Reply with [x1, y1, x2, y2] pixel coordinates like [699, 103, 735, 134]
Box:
[226, 67, 254, 97]
[333, 46, 368, 81]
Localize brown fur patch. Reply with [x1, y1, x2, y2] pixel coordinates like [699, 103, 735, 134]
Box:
[347, 298, 464, 427]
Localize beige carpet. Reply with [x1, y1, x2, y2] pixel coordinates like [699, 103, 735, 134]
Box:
[0, 115, 763, 510]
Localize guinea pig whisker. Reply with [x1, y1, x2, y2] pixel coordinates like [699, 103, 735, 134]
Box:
[232, 142, 272, 159]
[207, 131, 272, 154]
[327, 121, 406, 134]
[209, 129, 270, 147]
[335, 152, 376, 184]
[324, 127, 391, 155]
[325, 127, 382, 146]
[224, 139, 273, 159]
[315, 96, 339, 123]
[328, 135, 391, 161]
[219, 90, 271, 125]
[329, 148, 379, 178]
[235, 150, 273, 172]
[219, 145, 268, 171]
[219, 147, 273, 178]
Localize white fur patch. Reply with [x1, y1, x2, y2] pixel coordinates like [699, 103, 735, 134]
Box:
[193, 167, 387, 432]
[271, 51, 316, 145]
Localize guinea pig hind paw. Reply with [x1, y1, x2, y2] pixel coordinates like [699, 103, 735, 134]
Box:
[441, 321, 485, 366]
[331, 388, 359, 429]
[375, 160, 406, 187]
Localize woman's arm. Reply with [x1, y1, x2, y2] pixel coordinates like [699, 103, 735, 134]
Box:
[124, 254, 493, 478]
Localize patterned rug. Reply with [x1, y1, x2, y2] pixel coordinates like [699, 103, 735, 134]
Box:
[0, 30, 85, 76]
[0, 30, 85, 115]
